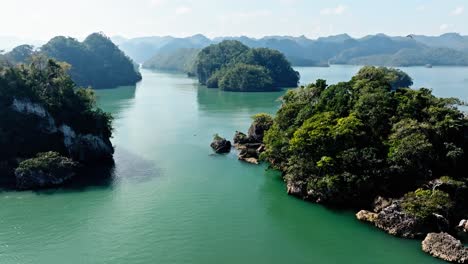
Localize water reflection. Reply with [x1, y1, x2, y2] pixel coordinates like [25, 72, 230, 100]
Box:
[95, 84, 137, 116]
[196, 85, 283, 114]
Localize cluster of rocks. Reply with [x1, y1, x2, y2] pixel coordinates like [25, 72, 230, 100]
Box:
[210, 116, 270, 164]
[233, 131, 265, 164]
[422, 233, 468, 263]
[356, 195, 468, 263]
[356, 197, 448, 239]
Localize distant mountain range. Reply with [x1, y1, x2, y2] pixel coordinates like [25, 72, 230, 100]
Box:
[112, 33, 468, 67]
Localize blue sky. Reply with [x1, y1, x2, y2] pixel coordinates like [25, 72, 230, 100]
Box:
[1, 0, 467, 40]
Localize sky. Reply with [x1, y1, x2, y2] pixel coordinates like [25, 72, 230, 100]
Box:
[0, 0, 467, 41]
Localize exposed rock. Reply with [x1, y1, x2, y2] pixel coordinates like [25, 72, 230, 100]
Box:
[233, 131, 251, 145]
[237, 143, 265, 164]
[370, 200, 450, 238]
[14, 152, 77, 190]
[11, 99, 114, 164]
[242, 158, 259, 164]
[12, 98, 57, 133]
[70, 134, 114, 162]
[373, 196, 393, 213]
[287, 180, 305, 197]
[210, 137, 232, 154]
[422, 233, 468, 263]
[248, 121, 269, 142]
[458, 220, 468, 233]
[356, 210, 378, 223]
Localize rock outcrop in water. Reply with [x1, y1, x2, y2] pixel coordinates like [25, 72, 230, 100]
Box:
[422, 233, 468, 263]
[210, 135, 232, 154]
[233, 114, 273, 164]
[357, 197, 450, 238]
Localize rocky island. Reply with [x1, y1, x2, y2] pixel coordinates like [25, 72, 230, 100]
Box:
[0, 57, 114, 190]
[233, 66, 468, 262]
[194, 40, 299, 92]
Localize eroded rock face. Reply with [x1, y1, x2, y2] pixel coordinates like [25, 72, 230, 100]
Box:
[248, 122, 265, 142]
[233, 131, 251, 145]
[356, 210, 378, 223]
[422, 233, 468, 263]
[287, 180, 305, 198]
[210, 137, 232, 154]
[356, 200, 449, 239]
[458, 220, 468, 233]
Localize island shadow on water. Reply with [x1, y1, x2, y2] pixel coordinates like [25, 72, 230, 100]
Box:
[32, 147, 162, 195]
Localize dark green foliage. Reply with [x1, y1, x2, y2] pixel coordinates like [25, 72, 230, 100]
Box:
[41, 32, 142, 88]
[236, 48, 300, 87]
[218, 64, 273, 92]
[401, 189, 453, 219]
[196, 40, 249, 85]
[15, 151, 77, 176]
[195, 40, 298, 92]
[261, 66, 468, 206]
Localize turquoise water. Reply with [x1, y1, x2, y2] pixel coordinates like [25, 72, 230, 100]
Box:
[1, 66, 462, 263]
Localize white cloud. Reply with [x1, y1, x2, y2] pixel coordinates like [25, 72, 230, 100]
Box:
[175, 6, 192, 15]
[320, 5, 347, 15]
[439, 24, 450, 31]
[149, 0, 166, 7]
[451, 6, 464, 16]
[220, 10, 272, 21]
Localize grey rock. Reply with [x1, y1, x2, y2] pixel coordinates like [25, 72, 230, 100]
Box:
[210, 137, 232, 154]
[422, 233, 468, 263]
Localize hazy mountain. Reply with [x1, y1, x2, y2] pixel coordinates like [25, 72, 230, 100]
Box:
[115, 33, 468, 68]
[115, 35, 211, 63]
[410, 33, 468, 51]
[0, 36, 44, 52]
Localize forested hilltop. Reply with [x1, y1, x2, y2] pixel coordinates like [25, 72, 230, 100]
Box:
[0, 57, 114, 190]
[1, 33, 142, 89]
[194, 40, 299, 92]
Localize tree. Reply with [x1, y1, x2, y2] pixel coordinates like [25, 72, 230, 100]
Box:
[218, 64, 273, 92]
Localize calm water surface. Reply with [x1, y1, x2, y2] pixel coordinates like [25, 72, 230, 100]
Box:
[2, 66, 465, 263]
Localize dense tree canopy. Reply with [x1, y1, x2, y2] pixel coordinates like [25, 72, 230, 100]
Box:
[195, 40, 299, 92]
[40, 33, 142, 88]
[261, 67, 468, 212]
[218, 64, 273, 92]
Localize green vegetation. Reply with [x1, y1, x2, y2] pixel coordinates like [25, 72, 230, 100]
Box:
[39, 32, 141, 88]
[260, 66, 468, 208]
[0, 57, 114, 188]
[401, 189, 453, 220]
[142, 48, 199, 74]
[195, 40, 299, 92]
[2, 33, 141, 89]
[218, 64, 273, 92]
